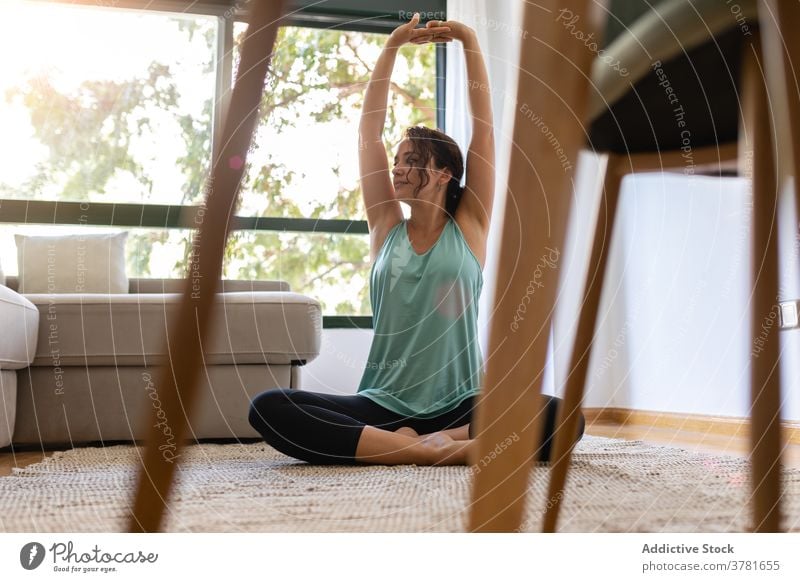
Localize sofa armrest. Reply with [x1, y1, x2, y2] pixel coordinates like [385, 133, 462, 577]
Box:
[0, 284, 39, 370]
[0, 284, 39, 448]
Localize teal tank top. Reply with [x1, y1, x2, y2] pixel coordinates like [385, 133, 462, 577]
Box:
[357, 217, 485, 418]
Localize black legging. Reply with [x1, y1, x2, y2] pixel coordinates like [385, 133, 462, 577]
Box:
[248, 388, 586, 465]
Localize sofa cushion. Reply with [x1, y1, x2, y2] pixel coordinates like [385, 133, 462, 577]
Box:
[23, 291, 320, 366]
[15, 232, 128, 294]
[0, 284, 39, 370]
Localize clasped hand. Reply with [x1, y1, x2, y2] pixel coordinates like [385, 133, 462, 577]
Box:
[387, 12, 472, 47]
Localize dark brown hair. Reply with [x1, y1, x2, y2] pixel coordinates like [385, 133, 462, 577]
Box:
[403, 126, 465, 218]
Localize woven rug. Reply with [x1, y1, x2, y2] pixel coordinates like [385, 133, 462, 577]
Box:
[1, 435, 798, 532]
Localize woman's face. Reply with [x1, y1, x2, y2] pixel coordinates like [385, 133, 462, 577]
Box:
[391, 138, 450, 208]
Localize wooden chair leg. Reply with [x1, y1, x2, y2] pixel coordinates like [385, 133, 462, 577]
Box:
[128, 0, 286, 532]
[468, 0, 605, 532]
[740, 31, 784, 533]
[542, 154, 624, 532]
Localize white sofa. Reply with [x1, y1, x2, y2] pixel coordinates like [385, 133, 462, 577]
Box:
[0, 282, 39, 448]
[0, 276, 321, 448]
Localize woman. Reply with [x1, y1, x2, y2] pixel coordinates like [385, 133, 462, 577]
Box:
[249, 14, 586, 466]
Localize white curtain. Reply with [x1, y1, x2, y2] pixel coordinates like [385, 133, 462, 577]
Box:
[445, 0, 561, 394]
[444, 1, 800, 419]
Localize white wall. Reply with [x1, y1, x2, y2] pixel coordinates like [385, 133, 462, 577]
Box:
[776, 178, 800, 421]
[297, 328, 371, 395]
[553, 157, 800, 421]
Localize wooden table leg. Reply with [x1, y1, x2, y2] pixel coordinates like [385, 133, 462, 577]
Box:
[128, 0, 287, 533]
[468, 0, 604, 532]
[543, 154, 623, 532]
[741, 30, 784, 533]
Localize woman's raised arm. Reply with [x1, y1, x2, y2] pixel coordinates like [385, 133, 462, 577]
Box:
[358, 13, 452, 235]
[431, 20, 495, 233]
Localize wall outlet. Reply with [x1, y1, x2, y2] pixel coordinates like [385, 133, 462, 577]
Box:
[779, 300, 799, 329]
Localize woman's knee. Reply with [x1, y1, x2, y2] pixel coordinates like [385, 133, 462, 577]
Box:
[542, 395, 586, 443]
[576, 410, 586, 441]
[534, 395, 584, 463]
[465, 396, 585, 443]
[248, 387, 293, 432]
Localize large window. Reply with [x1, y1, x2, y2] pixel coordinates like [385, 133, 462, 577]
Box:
[227, 24, 436, 315]
[0, 0, 442, 322]
[0, 1, 217, 282]
[0, 4, 216, 205]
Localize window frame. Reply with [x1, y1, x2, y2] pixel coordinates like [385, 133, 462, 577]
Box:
[1, 0, 447, 329]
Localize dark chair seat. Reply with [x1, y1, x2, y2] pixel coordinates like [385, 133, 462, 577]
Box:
[587, 0, 757, 154]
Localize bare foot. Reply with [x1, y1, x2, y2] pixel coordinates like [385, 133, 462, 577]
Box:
[394, 426, 419, 438]
[419, 432, 474, 466]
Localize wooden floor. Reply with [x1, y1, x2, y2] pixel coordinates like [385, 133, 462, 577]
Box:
[1, 449, 51, 477]
[589, 422, 800, 469]
[0, 449, 60, 477]
[3, 421, 800, 477]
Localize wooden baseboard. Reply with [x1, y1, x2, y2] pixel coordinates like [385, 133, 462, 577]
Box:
[583, 407, 800, 445]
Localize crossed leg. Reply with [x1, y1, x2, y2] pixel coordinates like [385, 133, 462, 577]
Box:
[248, 388, 473, 466]
[249, 389, 583, 466]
